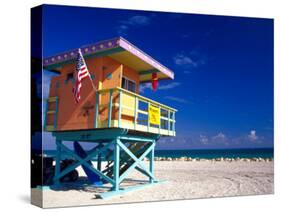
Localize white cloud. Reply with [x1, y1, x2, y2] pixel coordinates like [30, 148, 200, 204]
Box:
[213, 132, 226, 140]
[121, 15, 150, 26]
[139, 83, 151, 93]
[248, 130, 258, 141]
[158, 82, 181, 90]
[117, 25, 129, 35]
[164, 96, 189, 104]
[199, 135, 209, 145]
[117, 15, 151, 35]
[173, 51, 207, 73]
[211, 132, 229, 145]
[174, 54, 197, 67]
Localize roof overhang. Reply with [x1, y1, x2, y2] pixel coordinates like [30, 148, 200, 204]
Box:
[43, 37, 174, 82]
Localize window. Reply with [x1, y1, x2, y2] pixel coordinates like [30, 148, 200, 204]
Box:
[128, 80, 136, 92]
[122, 77, 136, 93]
[65, 72, 74, 84]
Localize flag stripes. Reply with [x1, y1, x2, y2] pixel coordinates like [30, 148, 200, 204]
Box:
[73, 49, 90, 103]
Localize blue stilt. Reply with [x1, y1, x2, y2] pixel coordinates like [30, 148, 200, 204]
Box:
[54, 139, 61, 187]
[113, 139, 120, 191]
[97, 143, 102, 172]
[149, 142, 155, 183]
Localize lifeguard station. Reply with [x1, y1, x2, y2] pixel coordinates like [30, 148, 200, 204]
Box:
[43, 37, 177, 199]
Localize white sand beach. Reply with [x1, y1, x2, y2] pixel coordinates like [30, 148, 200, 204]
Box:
[32, 160, 274, 208]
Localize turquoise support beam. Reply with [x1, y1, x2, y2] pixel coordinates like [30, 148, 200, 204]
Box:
[119, 135, 156, 143]
[52, 128, 128, 142]
[51, 128, 162, 199]
[149, 142, 155, 183]
[117, 140, 155, 180]
[54, 139, 61, 187]
[53, 141, 115, 185]
[113, 139, 120, 191]
[56, 142, 115, 185]
[119, 142, 155, 182]
[135, 166, 152, 178]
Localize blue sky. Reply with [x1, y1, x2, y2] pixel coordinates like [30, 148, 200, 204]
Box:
[40, 4, 273, 150]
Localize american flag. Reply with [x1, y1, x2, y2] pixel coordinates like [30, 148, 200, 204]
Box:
[73, 48, 90, 103]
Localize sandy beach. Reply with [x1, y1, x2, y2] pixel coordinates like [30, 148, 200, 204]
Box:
[32, 160, 274, 208]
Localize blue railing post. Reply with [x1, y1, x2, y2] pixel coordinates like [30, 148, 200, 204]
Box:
[158, 106, 161, 134]
[147, 102, 150, 132]
[108, 89, 113, 127]
[172, 112, 175, 132]
[94, 92, 99, 128]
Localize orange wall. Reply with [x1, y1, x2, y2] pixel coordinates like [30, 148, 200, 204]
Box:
[47, 56, 140, 131]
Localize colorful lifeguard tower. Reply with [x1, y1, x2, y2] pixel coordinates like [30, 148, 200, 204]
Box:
[43, 37, 177, 199]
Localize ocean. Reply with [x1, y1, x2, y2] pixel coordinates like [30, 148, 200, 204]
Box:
[154, 148, 273, 159]
[42, 148, 273, 160]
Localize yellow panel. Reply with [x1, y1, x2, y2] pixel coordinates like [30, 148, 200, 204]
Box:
[48, 96, 58, 102]
[109, 51, 153, 71]
[149, 104, 160, 125]
[122, 93, 136, 116]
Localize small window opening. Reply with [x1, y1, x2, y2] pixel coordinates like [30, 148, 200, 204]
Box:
[122, 77, 136, 93]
